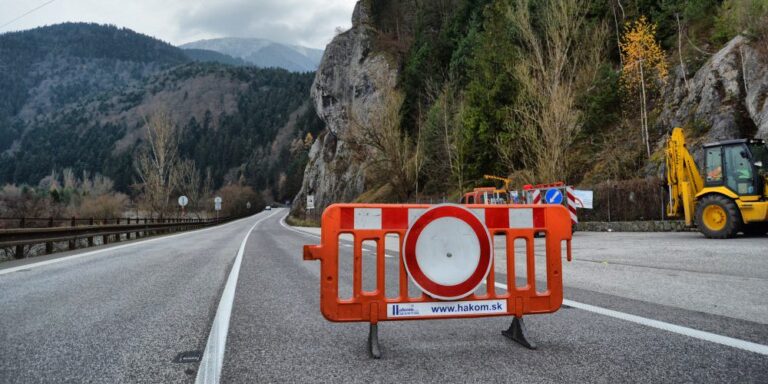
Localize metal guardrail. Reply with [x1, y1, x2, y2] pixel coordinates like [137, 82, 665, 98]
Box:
[0, 216, 239, 259]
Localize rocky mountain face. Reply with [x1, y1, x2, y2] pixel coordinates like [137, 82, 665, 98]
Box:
[180, 38, 324, 72]
[659, 35, 768, 144]
[290, 1, 398, 217]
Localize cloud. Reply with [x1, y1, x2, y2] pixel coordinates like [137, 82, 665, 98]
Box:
[0, 0, 356, 49]
[177, 0, 355, 48]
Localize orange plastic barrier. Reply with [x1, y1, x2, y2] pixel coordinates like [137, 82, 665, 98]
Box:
[303, 203, 572, 356]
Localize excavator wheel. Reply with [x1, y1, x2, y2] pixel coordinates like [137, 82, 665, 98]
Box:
[695, 195, 742, 239]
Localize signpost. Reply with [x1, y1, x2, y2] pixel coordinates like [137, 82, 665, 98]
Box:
[178, 195, 189, 217]
[307, 194, 315, 218]
[214, 196, 222, 220]
[307, 194, 315, 210]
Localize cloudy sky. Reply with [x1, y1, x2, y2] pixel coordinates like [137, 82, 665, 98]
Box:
[0, 0, 357, 49]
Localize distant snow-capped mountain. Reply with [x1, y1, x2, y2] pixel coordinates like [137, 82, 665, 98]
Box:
[180, 38, 324, 72]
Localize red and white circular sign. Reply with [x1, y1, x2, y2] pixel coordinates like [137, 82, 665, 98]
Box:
[402, 204, 492, 301]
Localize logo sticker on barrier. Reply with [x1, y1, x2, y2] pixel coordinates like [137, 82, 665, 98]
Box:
[402, 204, 493, 301]
[545, 188, 564, 204]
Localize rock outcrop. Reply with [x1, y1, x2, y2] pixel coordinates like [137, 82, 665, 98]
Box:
[659, 36, 768, 142]
[291, 1, 398, 217]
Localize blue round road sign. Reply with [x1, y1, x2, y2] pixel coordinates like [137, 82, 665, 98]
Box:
[544, 188, 563, 204]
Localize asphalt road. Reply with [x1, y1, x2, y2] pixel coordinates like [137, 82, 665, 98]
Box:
[0, 211, 278, 383]
[1, 208, 766, 383]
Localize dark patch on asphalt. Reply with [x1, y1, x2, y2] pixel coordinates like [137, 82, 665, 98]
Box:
[173, 350, 202, 364]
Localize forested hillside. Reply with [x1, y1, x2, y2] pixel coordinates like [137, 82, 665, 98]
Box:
[394, 0, 766, 192]
[0, 23, 323, 206]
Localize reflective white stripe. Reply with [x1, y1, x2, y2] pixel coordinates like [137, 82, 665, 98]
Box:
[354, 208, 382, 230]
[570, 211, 579, 223]
[408, 208, 427, 227]
[509, 208, 533, 228]
[471, 209, 485, 223]
[531, 190, 541, 204]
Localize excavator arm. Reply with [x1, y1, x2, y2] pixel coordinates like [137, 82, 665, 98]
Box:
[665, 128, 704, 225]
[483, 175, 512, 191]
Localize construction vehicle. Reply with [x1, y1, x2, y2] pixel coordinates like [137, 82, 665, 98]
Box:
[460, 187, 510, 204]
[483, 175, 513, 192]
[665, 127, 768, 238]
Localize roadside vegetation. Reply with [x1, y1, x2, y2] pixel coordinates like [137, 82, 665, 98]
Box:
[355, 0, 767, 205]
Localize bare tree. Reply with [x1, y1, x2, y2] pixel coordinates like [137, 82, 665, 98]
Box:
[62, 168, 77, 190]
[134, 111, 180, 217]
[345, 84, 418, 201]
[498, 0, 607, 182]
[424, 79, 469, 193]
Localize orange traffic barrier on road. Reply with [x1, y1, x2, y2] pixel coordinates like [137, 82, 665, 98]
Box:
[303, 203, 572, 357]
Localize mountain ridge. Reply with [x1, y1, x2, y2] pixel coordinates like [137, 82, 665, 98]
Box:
[180, 37, 323, 72]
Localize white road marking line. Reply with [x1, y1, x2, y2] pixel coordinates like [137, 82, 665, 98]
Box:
[196, 210, 278, 384]
[492, 282, 768, 356]
[279, 215, 394, 258]
[0, 213, 263, 276]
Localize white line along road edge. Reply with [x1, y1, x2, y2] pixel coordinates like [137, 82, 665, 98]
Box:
[196, 210, 278, 384]
[492, 282, 768, 356]
[0, 213, 259, 276]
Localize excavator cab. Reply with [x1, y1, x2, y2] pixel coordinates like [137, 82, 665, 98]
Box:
[704, 140, 768, 197]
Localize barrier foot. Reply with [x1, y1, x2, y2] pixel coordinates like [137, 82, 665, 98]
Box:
[368, 323, 381, 359]
[502, 317, 537, 350]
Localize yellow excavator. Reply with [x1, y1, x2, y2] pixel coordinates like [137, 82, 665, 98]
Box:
[666, 127, 768, 238]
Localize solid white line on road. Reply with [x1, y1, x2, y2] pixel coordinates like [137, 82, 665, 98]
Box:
[0, 213, 262, 277]
[278, 215, 319, 238]
[492, 282, 768, 356]
[196, 210, 278, 384]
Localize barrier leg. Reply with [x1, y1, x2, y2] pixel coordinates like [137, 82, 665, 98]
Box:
[368, 323, 381, 359]
[502, 316, 537, 350]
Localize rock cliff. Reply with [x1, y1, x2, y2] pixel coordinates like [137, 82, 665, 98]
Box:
[659, 36, 768, 142]
[291, 1, 398, 217]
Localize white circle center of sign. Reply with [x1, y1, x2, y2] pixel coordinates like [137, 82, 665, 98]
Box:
[415, 216, 480, 286]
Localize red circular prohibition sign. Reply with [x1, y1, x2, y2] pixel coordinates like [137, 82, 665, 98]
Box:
[403, 204, 492, 300]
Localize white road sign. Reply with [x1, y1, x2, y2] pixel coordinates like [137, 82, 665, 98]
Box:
[307, 195, 315, 210]
[214, 196, 222, 211]
[573, 190, 594, 209]
[178, 195, 189, 207]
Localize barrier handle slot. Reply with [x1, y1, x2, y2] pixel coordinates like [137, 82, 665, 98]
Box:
[304, 244, 321, 261]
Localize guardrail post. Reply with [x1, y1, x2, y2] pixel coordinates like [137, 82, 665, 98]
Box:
[87, 218, 94, 246]
[14, 218, 26, 259]
[69, 217, 76, 250]
[45, 217, 54, 254]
